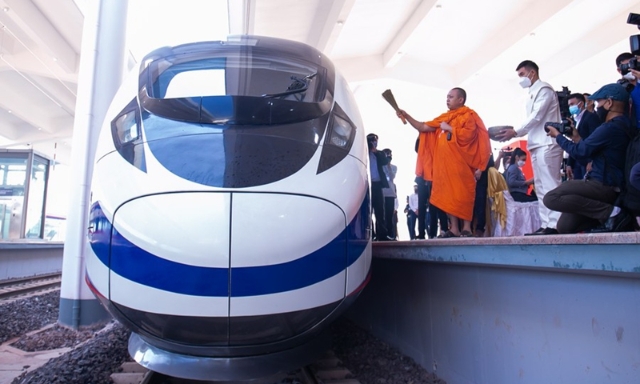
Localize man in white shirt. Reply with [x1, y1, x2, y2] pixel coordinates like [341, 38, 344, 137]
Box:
[495, 60, 563, 235]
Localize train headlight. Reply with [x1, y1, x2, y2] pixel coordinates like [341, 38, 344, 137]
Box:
[114, 111, 139, 143]
[110, 98, 145, 170]
[329, 114, 353, 148]
[317, 104, 356, 174]
[111, 99, 141, 145]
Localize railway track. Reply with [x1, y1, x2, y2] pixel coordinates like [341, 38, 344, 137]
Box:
[111, 350, 361, 384]
[0, 272, 62, 302]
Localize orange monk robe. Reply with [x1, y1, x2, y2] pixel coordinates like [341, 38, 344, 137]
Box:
[415, 105, 491, 221]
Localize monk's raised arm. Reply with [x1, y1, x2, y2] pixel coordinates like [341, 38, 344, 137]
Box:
[397, 109, 435, 133]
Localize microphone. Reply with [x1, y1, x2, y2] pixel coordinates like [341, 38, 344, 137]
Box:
[446, 132, 452, 141]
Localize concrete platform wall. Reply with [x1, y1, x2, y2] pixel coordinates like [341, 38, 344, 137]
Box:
[0, 242, 64, 280]
[347, 236, 640, 384]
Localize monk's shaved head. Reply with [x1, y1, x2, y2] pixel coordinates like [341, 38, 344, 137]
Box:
[452, 87, 467, 104]
[446, 87, 466, 110]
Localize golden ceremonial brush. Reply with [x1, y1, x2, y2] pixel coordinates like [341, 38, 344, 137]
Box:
[382, 89, 406, 124]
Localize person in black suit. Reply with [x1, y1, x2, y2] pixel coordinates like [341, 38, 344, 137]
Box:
[565, 93, 601, 180]
[367, 133, 390, 240]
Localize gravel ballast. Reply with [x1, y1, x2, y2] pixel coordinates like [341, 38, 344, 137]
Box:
[0, 291, 60, 344]
[4, 292, 444, 384]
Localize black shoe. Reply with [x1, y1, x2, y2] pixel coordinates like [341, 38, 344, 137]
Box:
[525, 227, 558, 236]
[525, 227, 546, 236]
[590, 210, 634, 233]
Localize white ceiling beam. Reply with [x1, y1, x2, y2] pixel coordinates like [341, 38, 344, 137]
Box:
[6, 129, 64, 145]
[306, 0, 356, 54]
[22, 121, 73, 145]
[28, 76, 76, 114]
[0, 119, 22, 141]
[227, 0, 256, 35]
[8, 120, 73, 144]
[334, 55, 455, 90]
[0, 49, 77, 83]
[542, 5, 640, 81]
[0, 9, 34, 53]
[0, 89, 64, 135]
[382, 0, 438, 68]
[0, 27, 20, 55]
[454, 0, 574, 84]
[3, 0, 78, 73]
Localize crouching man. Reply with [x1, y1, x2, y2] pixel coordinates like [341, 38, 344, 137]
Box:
[543, 83, 633, 233]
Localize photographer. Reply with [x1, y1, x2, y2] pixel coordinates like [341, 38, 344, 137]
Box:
[543, 84, 633, 233]
[616, 53, 636, 92]
[616, 52, 640, 128]
[565, 93, 600, 180]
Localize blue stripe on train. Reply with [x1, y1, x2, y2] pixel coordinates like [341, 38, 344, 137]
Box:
[88, 191, 369, 297]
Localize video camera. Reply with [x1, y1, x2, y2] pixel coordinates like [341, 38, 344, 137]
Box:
[625, 13, 640, 74]
[544, 86, 574, 136]
[618, 76, 636, 93]
[619, 57, 639, 76]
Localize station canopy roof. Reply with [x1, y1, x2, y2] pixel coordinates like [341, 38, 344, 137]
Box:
[0, 0, 638, 165]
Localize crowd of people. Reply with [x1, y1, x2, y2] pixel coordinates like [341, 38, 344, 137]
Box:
[367, 133, 399, 241]
[369, 55, 640, 240]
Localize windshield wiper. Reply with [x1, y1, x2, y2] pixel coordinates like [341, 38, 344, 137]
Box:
[262, 73, 317, 98]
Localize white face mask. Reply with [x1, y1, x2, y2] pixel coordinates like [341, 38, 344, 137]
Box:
[518, 76, 531, 88]
[517, 160, 526, 167]
[624, 72, 636, 81]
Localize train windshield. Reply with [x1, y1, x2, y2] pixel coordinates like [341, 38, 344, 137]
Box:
[148, 54, 324, 103]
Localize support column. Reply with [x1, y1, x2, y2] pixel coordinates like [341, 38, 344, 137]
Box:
[59, 0, 129, 328]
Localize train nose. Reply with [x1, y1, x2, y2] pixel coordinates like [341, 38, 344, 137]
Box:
[227, 192, 348, 345]
[109, 192, 347, 345]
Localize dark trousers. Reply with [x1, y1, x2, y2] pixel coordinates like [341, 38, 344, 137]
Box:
[384, 196, 396, 239]
[473, 180, 488, 232]
[406, 211, 417, 239]
[428, 204, 448, 239]
[371, 181, 387, 239]
[543, 179, 619, 234]
[511, 191, 538, 202]
[415, 177, 430, 239]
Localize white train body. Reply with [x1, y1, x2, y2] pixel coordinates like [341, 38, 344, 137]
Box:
[85, 36, 371, 380]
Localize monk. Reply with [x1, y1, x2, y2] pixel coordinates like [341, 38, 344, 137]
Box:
[397, 88, 491, 237]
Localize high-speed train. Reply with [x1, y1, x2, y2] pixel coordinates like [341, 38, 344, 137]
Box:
[85, 35, 372, 381]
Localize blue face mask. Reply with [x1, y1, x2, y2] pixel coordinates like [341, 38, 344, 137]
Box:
[569, 105, 580, 116]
